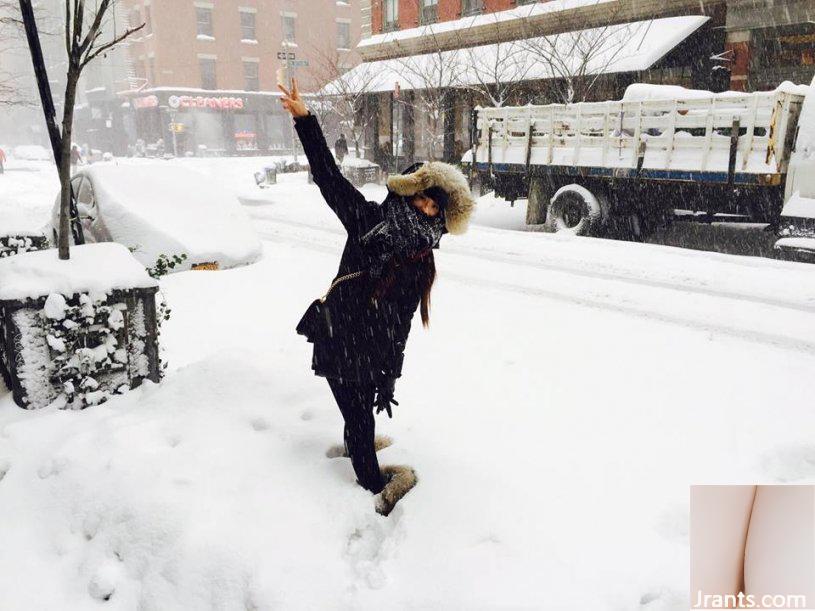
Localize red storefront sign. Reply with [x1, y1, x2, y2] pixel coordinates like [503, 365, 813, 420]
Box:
[133, 95, 159, 109]
[168, 95, 245, 111]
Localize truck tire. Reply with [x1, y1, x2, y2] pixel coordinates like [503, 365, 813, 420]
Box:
[547, 184, 607, 236]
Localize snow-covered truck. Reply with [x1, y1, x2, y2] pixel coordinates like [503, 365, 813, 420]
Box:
[466, 79, 815, 260]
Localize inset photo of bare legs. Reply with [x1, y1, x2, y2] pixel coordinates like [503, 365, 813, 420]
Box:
[691, 485, 815, 609]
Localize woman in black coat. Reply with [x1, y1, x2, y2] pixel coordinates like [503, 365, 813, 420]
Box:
[279, 80, 474, 514]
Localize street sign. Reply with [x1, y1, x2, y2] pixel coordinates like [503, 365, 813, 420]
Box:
[278, 51, 296, 60]
[290, 59, 309, 67]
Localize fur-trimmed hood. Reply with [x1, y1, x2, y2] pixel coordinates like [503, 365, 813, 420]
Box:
[386, 162, 475, 235]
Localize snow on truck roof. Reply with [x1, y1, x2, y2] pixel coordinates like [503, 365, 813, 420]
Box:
[79, 164, 262, 270]
[328, 15, 709, 95]
[0, 243, 157, 302]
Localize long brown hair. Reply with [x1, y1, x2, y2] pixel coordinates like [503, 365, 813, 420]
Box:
[372, 249, 437, 328]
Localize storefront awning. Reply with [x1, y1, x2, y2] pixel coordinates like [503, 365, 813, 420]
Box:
[326, 15, 709, 95]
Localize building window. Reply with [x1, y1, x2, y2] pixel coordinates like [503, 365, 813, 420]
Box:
[383, 0, 398, 31]
[337, 21, 351, 49]
[243, 61, 259, 91]
[129, 7, 141, 31]
[461, 0, 483, 16]
[240, 11, 256, 40]
[144, 5, 152, 34]
[516, 0, 537, 4]
[196, 7, 213, 37]
[283, 15, 296, 43]
[421, 0, 438, 25]
[199, 58, 217, 89]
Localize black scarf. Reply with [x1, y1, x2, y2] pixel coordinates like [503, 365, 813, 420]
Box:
[360, 196, 446, 277]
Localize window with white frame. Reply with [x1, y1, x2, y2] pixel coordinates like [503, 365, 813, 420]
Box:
[337, 21, 351, 49]
[243, 60, 259, 91]
[199, 57, 217, 89]
[283, 15, 296, 43]
[240, 10, 256, 40]
[196, 6, 213, 37]
[383, 0, 398, 30]
[420, 0, 437, 24]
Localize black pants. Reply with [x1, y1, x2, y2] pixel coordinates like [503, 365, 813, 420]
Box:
[327, 377, 385, 494]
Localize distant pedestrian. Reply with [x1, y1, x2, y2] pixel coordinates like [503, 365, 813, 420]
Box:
[0, 146, 5, 174]
[279, 78, 475, 516]
[70, 144, 83, 174]
[334, 133, 348, 163]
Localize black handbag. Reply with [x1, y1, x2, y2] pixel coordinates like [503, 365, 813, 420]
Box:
[296, 271, 366, 341]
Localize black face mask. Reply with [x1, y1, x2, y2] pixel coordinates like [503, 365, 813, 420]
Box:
[360, 196, 446, 277]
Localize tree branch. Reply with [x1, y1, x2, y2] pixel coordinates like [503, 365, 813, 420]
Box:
[81, 23, 144, 69]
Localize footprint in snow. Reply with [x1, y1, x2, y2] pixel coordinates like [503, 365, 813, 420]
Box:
[0, 459, 9, 482]
[166, 435, 182, 448]
[300, 410, 315, 421]
[250, 417, 270, 431]
[638, 587, 686, 610]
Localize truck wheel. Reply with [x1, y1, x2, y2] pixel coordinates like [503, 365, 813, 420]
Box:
[547, 184, 607, 236]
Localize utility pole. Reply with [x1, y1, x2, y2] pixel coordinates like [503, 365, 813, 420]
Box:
[280, 0, 298, 165]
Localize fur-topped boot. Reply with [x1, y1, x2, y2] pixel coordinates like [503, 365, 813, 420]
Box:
[375, 465, 418, 516]
[326, 435, 393, 458]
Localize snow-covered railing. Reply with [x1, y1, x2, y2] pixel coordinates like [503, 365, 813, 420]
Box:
[474, 90, 806, 176]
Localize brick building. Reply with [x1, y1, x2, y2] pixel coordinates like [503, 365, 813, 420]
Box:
[346, 0, 814, 167]
[85, 0, 363, 155]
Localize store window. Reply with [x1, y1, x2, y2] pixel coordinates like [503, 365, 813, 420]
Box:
[196, 7, 213, 37]
[337, 22, 351, 50]
[283, 15, 296, 43]
[383, 0, 398, 32]
[243, 61, 259, 91]
[200, 58, 217, 89]
[240, 11, 256, 41]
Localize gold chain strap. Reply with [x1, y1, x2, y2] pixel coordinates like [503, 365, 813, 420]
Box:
[319, 270, 366, 303]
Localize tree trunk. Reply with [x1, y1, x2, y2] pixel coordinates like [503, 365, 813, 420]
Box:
[58, 69, 79, 260]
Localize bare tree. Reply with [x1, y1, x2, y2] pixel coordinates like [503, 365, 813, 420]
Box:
[460, 40, 533, 108]
[397, 47, 463, 161]
[309, 47, 380, 159]
[18, 0, 143, 259]
[521, 18, 640, 104]
[0, 1, 30, 106]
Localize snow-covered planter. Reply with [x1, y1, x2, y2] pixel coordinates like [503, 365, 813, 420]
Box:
[0, 243, 160, 409]
[0, 234, 49, 258]
[341, 157, 381, 187]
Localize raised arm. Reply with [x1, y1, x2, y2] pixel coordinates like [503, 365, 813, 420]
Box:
[280, 79, 378, 235]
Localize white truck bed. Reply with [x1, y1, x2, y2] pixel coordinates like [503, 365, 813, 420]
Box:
[471, 90, 806, 182]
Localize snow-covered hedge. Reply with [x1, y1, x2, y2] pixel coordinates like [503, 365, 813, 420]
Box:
[0, 244, 160, 409]
[0, 234, 48, 258]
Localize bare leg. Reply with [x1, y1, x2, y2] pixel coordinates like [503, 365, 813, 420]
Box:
[691, 485, 757, 607]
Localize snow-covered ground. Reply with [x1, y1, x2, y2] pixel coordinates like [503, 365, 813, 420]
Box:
[1, 159, 815, 609]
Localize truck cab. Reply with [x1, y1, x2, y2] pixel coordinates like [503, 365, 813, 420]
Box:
[775, 75, 815, 262]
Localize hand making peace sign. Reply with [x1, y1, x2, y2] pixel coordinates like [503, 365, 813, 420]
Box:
[278, 78, 309, 118]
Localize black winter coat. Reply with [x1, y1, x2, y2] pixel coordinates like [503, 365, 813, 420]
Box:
[294, 114, 425, 384]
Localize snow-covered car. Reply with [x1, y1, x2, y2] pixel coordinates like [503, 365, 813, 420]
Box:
[13, 144, 52, 161]
[49, 164, 262, 271]
[775, 75, 815, 262]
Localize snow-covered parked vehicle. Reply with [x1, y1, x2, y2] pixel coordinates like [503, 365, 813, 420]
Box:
[466, 77, 815, 256]
[775, 75, 815, 262]
[49, 164, 262, 271]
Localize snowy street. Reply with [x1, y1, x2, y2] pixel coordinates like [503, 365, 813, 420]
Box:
[2, 160, 815, 609]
